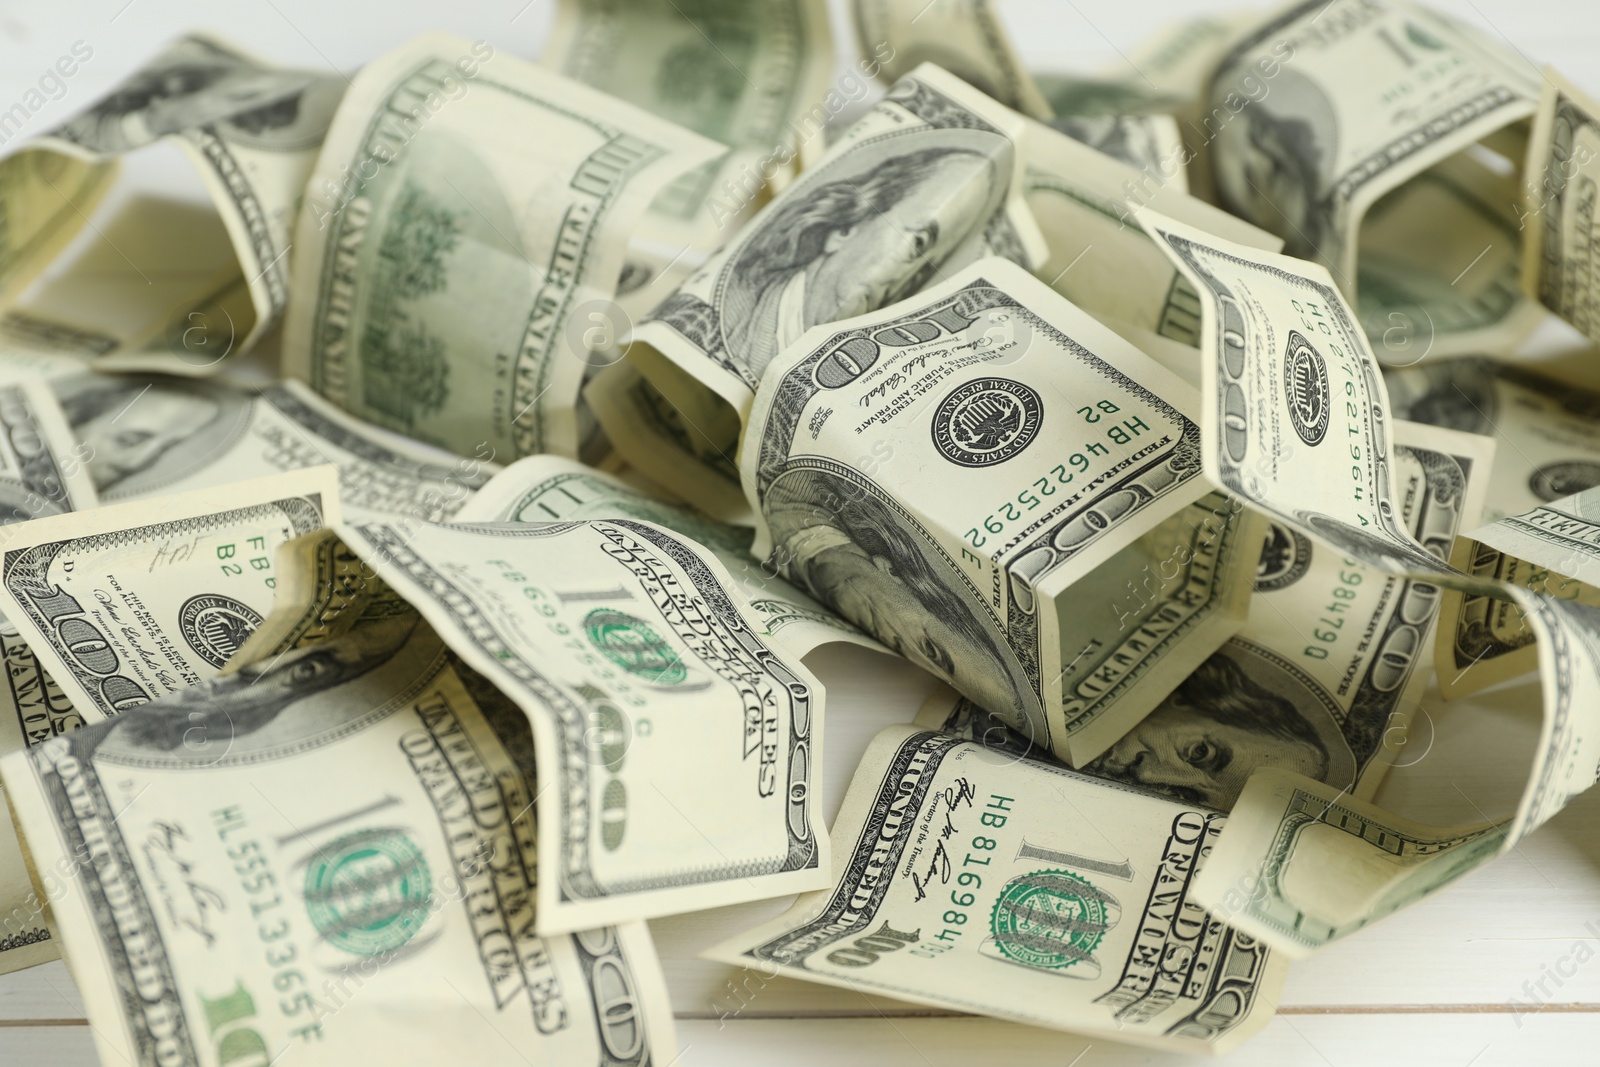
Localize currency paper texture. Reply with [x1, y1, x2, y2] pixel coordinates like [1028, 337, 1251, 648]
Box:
[743, 255, 1262, 766]
[284, 33, 722, 462]
[0, 466, 338, 721]
[1, 619, 678, 1066]
[337, 515, 828, 931]
[707, 724, 1286, 1053]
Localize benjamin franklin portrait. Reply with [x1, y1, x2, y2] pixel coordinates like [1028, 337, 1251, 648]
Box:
[55, 374, 251, 498]
[83, 616, 423, 767]
[763, 463, 1043, 736]
[1086, 651, 1339, 811]
[720, 131, 1010, 382]
[53, 35, 343, 155]
[1209, 66, 1339, 261]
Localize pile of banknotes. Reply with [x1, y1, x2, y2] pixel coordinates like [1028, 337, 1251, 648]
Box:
[0, 0, 1597, 1059]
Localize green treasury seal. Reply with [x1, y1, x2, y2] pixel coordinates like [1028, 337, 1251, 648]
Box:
[303, 828, 433, 957]
[989, 869, 1114, 971]
[583, 608, 687, 684]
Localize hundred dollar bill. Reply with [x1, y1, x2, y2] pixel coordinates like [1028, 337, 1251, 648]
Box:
[543, 0, 835, 286]
[921, 422, 1491, 813]
[1435, 486, 1600, 697]
[583, 361, 748, 521]
[226, 529, 418, 668]
[1142, 208, 1447, 575]
[455, 454, 879, 658]
[0, 466, 337, 721]
[1523, 67, 1600, 343]
[0, 141, 115, 307]
[1022, 118, 1281, 348]
[1142, 203, 1600, 956]
[53, 373, 494, 517]
[743, 255, 1263, 765]
[0, 381, 99, 972]
[1194, 583, 1600, 958]
[0, 623, 78, 975]
[1386, 358, 1600, 523]
[4, 197, 243, 374]
[0, 617, 677, 1065]
[706, 725, 1286, 1053]
[335, 514, 827, 931]
[1086, 421, 1491, 809]
[283, 33, 722, 463]
[1029, 72, 1187, 187]
[1033, 10, 1270, 200]
[1208, 0, 1543, 356]
[1044, 111, 1186, 190]
[853, 0, 1051, 118]
[615, 63, 1047, 518]
[0, 310, 114, 381]
[0, 377, 98, 528]
[4, 34, 344, 364]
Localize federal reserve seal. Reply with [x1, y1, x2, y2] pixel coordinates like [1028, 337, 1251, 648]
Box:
[303, 829, 432, 957]
[1255, 522, 1313, 592]
[931, 377, 1042, 467]
[177, 594, 263, 668]
[1283, 330, 1330, 446]
[583, 609, 687, 685]
[989, 869, 1114, 972]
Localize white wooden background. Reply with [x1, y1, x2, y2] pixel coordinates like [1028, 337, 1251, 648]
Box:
[2, 1, 1599, 1064]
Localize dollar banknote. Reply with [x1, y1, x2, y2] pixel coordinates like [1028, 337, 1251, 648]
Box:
[455, 454, 879, 658]
[706, 724, 1286, 1053]
[0, 143, 115, 308]
[0, 376, 99, 529]
[1142, 203, 1600, 957]
[3, 193, 245, 374]
[227, 529, 419, 669]
[1022, 117, 1281, 348]
[1387, 358, 1600, 522]
[0, 310, 117, 381]
[1523, 66, 1600, 343]
[1033, 11, 1288, 202]
[743, 254, 1264, 765]
[1436, 485, 1600, 696]
[1195, 582, 1600, 958]
[334, 514, 827, 931]
[583, 360, 748, 521]
[1141, 208, 1448, 575]
[543, 0, 836, 311]
[4, 34, 345, 364]
[1084, 420, 1491, 808]
[52, 373, 494, 517]
[1045, 112, 1187, 188]
[852, 0, 1051, 118]
[0, 617, 678, 1065]
[0, 466, 337, 721]
[919, 421, 1490, 815]
[0, 623, 78, 975]
[1207, 0, 1543, 356]
[614, 63, 1047, 518]
[283, 33, 722, 463]
[0, 379, 99, 973]
[1028, 72, 1186, 185]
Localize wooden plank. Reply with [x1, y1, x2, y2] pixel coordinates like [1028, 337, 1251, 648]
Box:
[669, 1013, 1600, 1066]
[0, 1025, 97, 1067]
